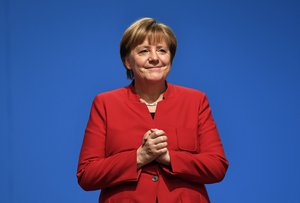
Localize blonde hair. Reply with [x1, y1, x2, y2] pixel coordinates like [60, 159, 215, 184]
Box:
[120, 17, 177, 79]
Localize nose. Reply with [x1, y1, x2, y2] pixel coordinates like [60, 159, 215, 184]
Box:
[148, 51, 159, 65]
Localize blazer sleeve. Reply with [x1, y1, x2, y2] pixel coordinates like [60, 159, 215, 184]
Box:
[161, 94, 229, 184]
[77, 95, 142, 191]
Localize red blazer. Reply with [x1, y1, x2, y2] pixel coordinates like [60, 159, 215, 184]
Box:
[77, 83, 228, 203]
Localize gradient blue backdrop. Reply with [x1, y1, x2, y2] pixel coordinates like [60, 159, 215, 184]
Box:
[1, 0, 300, 202]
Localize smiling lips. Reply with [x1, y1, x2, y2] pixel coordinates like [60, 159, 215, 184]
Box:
[145, 66, 163, 69]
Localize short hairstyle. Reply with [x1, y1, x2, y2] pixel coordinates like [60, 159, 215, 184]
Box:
[120, 17, 177, 79]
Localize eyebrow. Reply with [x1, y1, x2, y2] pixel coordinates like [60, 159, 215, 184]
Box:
[136, 46, 150, 49]
[136, 45, 167, 49]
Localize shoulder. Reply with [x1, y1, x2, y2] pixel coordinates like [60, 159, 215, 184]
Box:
[169, 83, 206, 99]
[93, 86, 128, 104]
[168, 83, 212, 110]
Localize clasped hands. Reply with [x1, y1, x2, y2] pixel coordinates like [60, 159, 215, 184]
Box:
[137, 129, 170, 169]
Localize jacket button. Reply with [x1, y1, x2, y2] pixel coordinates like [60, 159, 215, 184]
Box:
[152, 175, 159, 182]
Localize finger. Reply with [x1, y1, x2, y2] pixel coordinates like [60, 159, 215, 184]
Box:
[146, 147, 166, 157]
[143, 130, 152, 138]
[157, 147, 168, 154]
[151, 129, 165, 135]
[142, 130, 152, 146]
[155, 142, 168, 150]
[150, 130, 165, 139]
[149, 132, 159, 139]
[154, 129, 165, 135]
[153, 135, 168, 144]
[150, 128, 158, 132]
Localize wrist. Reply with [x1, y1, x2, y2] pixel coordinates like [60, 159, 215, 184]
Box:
[136, 147, 144, 169]
[156, 151, 170, 166]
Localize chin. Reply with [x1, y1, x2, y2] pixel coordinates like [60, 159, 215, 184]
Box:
[145, 76, 166, 83]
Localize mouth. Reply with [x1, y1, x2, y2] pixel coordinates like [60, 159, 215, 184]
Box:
[145, 66, 163, 69]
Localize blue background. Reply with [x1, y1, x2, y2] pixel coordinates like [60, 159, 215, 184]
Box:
[1, 0, 300, 202]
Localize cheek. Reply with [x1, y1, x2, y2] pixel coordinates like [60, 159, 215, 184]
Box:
[162, 58, 171, 66]
[133, 58, 148, 68]
[160, 54, 171, 63]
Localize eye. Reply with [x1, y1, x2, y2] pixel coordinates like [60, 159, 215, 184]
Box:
[157, 48, 168, 54]
[138, 49, 149, 55]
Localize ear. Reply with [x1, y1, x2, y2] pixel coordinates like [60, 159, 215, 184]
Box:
[125, 57, 132, 70]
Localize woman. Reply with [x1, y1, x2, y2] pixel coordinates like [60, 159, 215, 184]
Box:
[77, 17, 229, 203]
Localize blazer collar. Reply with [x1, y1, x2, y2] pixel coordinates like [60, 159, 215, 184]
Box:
[126, 80, 174, 102]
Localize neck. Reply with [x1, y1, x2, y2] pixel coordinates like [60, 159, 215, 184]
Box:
[133, 80, 166, 103]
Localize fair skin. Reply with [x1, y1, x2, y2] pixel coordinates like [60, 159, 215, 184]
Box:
[125, 38, 171, 169]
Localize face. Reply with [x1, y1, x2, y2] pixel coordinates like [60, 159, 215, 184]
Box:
[125, 39, 171, 83]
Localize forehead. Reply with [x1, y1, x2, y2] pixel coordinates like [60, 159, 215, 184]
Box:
[145, 31, 168, 45]
[131, 30, 169, 48]
[135, 38, 168, 48]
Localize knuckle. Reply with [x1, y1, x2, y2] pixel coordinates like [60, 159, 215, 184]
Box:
[160, 148, 166, 153]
